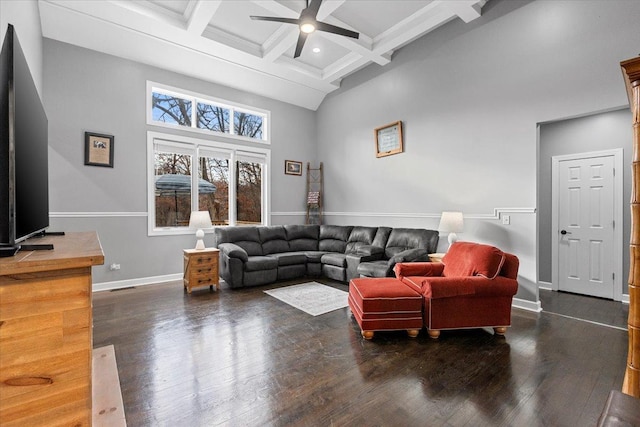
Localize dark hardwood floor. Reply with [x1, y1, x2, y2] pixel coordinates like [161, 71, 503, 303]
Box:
[93, 280, 627, 427]
[539, 288, 628, 330]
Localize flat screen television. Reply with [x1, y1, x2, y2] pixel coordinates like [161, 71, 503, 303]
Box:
[0, 24, 49, 257]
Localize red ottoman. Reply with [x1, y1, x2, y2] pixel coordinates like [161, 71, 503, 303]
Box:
[348, 277, 423, 339]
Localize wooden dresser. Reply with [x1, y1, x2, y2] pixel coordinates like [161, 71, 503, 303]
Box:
[0, 232, 104, 426]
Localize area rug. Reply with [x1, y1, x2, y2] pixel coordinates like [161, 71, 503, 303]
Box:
[93, 345, 127, 427]
[264, 282, 349, 316]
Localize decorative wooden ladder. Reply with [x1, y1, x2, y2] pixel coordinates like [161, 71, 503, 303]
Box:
[306, 162, 323, 225]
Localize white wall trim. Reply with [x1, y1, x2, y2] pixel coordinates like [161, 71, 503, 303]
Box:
[93, 273, 182, 292]
[538, 281, 552, 291]
[512, 297, 542, 313]
[272, 207, 536, 220]
[50, 212, 148, 218]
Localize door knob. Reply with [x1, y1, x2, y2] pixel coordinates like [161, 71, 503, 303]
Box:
[560, 230, 571, 235]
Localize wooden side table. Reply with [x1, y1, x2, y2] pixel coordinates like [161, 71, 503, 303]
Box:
[183, 248, 220, 294]
[428, 253, 445, 263]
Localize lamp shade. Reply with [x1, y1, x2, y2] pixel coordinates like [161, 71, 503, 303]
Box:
[189, 211, 212, 250]
[438, 211, 464, 246]
[438, 211, 464, 233]
[189, 211, 212, 230]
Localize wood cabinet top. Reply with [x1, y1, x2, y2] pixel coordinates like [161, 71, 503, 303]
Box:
[0, 232, 104, 276]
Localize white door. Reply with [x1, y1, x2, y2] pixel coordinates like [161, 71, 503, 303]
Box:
[557, 155, 615, 299]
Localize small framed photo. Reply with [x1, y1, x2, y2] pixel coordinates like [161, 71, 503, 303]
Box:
[375, 121, 403, 158]
[285, 160, 302, 176]
[85, 132, 114, 167]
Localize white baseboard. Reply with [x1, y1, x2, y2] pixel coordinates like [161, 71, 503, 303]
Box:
[538, 281, 552, 291]
[512, 297, 542, 313]
[93, 273, 182, 292]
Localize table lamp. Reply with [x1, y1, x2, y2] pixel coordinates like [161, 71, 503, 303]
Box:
[438, 211, 464, 247]
[189, 211, 212, 250]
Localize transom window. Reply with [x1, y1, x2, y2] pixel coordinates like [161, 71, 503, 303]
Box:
[147, 81, 269, 143]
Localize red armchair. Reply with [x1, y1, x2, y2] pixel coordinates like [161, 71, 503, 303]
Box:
[394, 241, 519, 339]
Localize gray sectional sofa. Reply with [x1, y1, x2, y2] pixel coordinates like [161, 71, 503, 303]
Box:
[213, 224, 439, 288]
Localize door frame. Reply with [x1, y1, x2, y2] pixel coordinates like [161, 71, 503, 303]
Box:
[551, 148, 623, 301]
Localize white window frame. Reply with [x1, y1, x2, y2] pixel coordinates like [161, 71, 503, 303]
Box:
[147, 131, 271, 236]
[147, 81, 270, 144]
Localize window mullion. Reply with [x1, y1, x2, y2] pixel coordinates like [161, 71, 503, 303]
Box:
[228, 152, 237, 226]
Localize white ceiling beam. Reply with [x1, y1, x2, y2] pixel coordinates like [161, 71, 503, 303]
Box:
[250, 0, 299, 18]
[186, 1, 222, 35]
[262, 26, 298, 62]
[442, 0, 485, 23]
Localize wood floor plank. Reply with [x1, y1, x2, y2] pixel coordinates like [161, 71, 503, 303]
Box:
[93, 280, 628, 426]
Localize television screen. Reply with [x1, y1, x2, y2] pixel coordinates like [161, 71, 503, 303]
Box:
[0, 24, 49, 252]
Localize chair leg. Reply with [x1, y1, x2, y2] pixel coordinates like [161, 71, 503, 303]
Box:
[493, 326, 507, 335]
[361, 330, 374, 340]
[427, 329, 441, 339]
[407, 329, 419, 338]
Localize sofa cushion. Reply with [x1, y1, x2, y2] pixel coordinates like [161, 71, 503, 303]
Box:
[285, 225, 319, 251]
[305, 251, 328, 263]
[442, 242, 505, 279]
[319, 225, 353, 253]
[357, 260, 389, 278]
[270, 252, 307, 266]
[346, 226, 378, 253]
[259, 226, 290, 255]
[321, 252, 347, 267]
[244, 256, 278, 272]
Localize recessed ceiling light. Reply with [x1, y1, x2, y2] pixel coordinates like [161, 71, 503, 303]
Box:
[312, 47, 321, 53]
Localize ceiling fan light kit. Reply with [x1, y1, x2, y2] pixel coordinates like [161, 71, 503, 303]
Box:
[250, 0, 359, 58]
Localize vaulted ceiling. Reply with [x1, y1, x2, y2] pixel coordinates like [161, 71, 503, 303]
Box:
[39, 0, 487, 110]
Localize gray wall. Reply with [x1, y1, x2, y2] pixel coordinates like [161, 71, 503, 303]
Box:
[43, 39, 317, 286]
[538, 109, 632, 291]
[316, 0, 640, 303]
[1, 0, 43, 96]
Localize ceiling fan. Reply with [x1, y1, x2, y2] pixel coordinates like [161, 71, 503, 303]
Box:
[250, 0, 359, 58]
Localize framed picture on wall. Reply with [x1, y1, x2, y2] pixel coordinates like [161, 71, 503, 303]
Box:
[375, 121, 403, 158]
[285, 160, 302, 176]
[84, 132, 114, 167]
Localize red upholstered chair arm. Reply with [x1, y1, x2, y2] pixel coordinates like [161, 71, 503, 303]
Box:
[394, 262, 444, 278]
[421, 276, 518, 299]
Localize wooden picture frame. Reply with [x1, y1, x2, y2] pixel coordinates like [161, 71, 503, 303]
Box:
[285, 160, 302, 176]
[375, 121, 403, 158]
[84, 132, 114, 167]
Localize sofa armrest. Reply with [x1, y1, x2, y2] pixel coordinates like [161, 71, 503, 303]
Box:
[217, 243, 249, 262]
[421, 276, 518, 299]
[394, 261, 444, 278]
[350, 245, 384, 257]
[388, 248, 429, 265]
[346, 250, 383, 282]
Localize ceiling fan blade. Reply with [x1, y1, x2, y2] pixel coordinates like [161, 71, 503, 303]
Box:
[294, 32, 308, 58]
[250, 16, 301, 25]
[306, 0, 323, 19]
[315, 21, 359, 39]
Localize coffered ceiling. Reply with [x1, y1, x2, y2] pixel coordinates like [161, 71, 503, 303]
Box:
[38, 0, 487, 110]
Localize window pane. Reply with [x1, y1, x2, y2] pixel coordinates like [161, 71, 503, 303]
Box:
[197, 103, 230, 133]
[199, 156, 229, 225]
[154, 152, 192, 227]
[234, 111, 263, 139]
[152, 92, 192, 126]
[236, 160, 262, 225]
